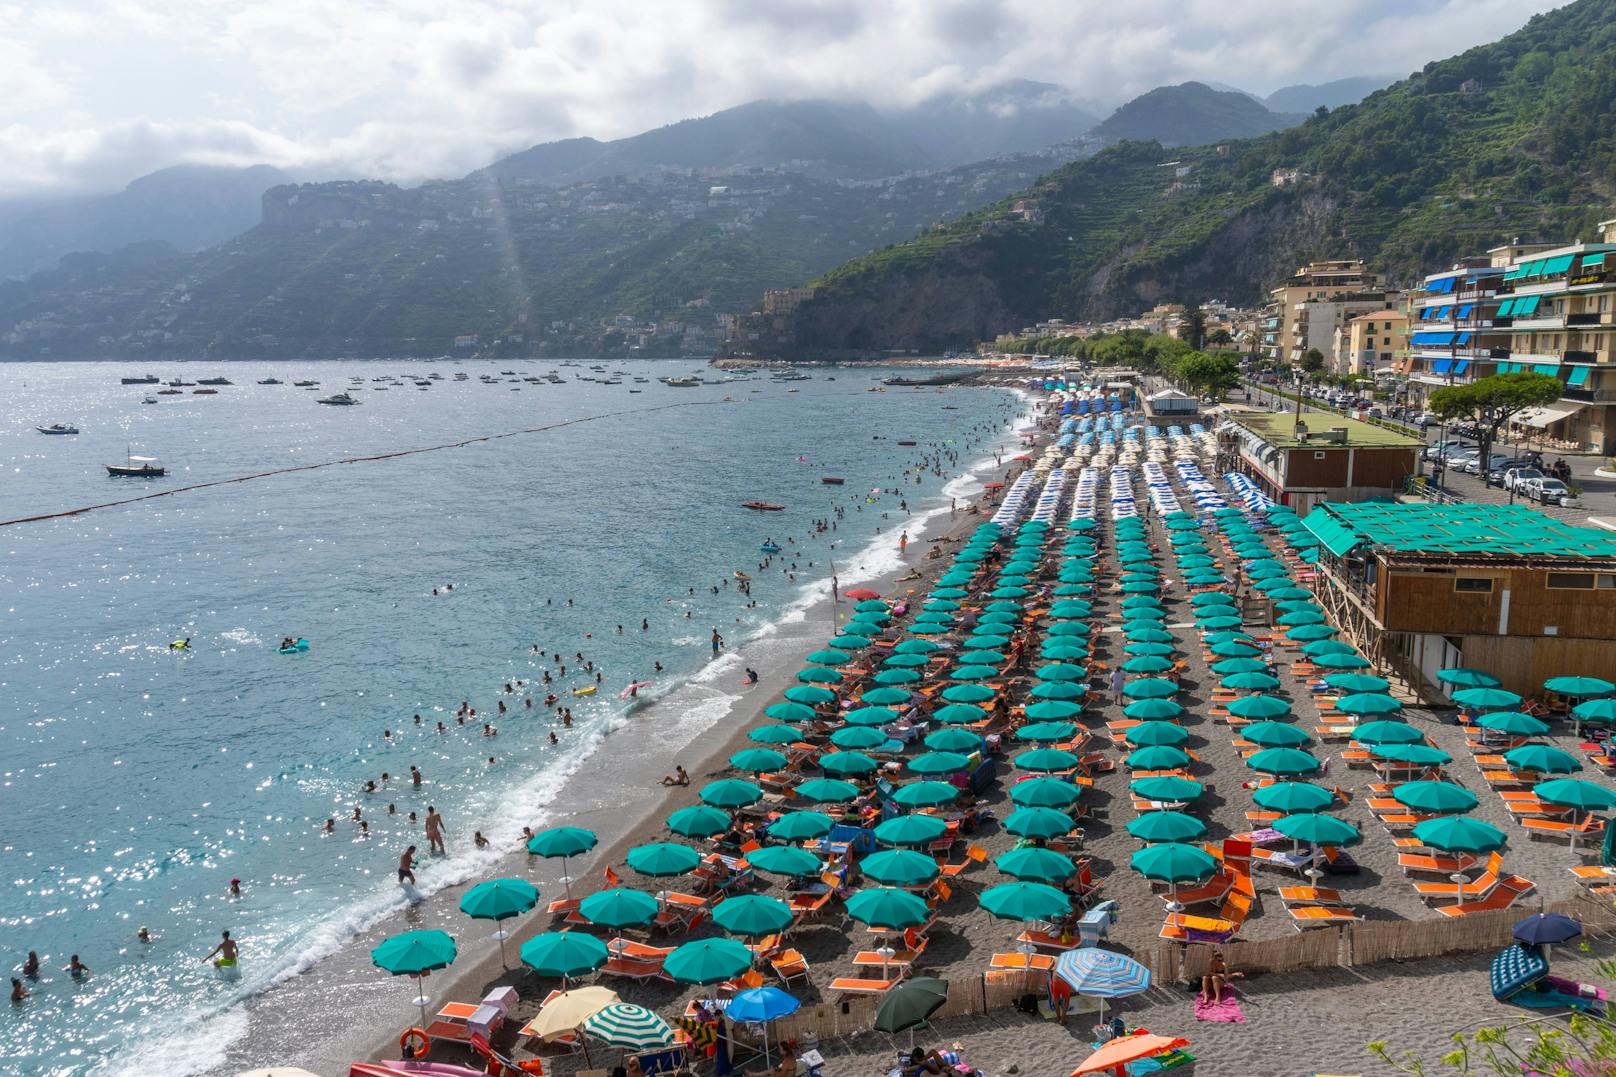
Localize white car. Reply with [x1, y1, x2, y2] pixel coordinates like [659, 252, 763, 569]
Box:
[1413, 412, 1439, 426]
[1525, 477, 1571, 505]
[1504, 467, 1544, 492]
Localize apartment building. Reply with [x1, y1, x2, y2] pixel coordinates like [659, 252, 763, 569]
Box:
[1335, 309, 1409, 377]
[1486, 220, 1616, 452]
[1400, 257, 1513, 407]
[1259, 259, 1387, 364]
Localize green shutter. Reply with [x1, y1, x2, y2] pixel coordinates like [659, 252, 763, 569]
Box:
[1496, 299, 1515, 316]
[1533, 362, 1561, 376]
[1566, 366, 1591, 386]
[1581, 252, 1607, 269]
[1542, 254, 1575, 275]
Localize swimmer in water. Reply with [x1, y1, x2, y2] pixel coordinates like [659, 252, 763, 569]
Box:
[228, 878, 242, 899]
[204, 931, 238, 970]
[22, 952, 39, 978]
[136, 928, 152, 944]
[10, 978, 26, 1004]
[398, 845, 417, 885]
[67, 955, 90, 979]
[169, 638, 191, 650]
[474, 831, 489, 849]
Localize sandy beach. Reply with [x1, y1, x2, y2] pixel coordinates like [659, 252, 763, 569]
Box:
[218, 385, 1616, 1077]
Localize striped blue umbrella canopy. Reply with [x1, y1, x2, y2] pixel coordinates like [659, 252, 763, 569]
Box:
[1053, 950, 1157, 1015]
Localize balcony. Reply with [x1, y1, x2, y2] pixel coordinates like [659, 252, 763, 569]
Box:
[1567, 311, 1615, 327]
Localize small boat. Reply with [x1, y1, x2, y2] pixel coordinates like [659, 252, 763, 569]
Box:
[192, 388, 218, 395]
[278, 638, 310, 654]
[197, 377, 232, 386]
[664, 376, 701, 387]
[897, 440, 917, 446]
[143, 396, 158, 404]
[37, 423, 79, 435]
[293, 380, 318, 387]
[106, 448, 165, 477]
[157, 389, 183, 395]
[820, 476, 845, 485]
[317, 392, 360, 405]
[741, 502, 786, 511]
[734, 570, 751, 581]
[760, 542, 782, 554]
[121, 374, 159, 385]
[258, 378, 283, 385]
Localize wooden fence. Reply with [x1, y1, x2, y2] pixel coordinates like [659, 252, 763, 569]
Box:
[543, 892, 1616, 1074]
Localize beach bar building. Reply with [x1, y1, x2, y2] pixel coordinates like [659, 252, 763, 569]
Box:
[1216, 412, 1422, 514]
[1300, 502, 1616, 697]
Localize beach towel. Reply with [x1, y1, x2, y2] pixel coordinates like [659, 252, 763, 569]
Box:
[1194, 988, 1246, 1023]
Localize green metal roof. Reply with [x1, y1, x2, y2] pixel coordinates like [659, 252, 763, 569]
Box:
[1300, 503, 1616, 560]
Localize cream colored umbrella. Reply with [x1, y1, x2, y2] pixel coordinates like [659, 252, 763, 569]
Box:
[520, 985, 622, 1041]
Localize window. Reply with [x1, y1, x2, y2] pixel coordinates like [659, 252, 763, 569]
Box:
[1454, 577, 1494, 593]
[1601, 574, 1616, 589]
[1547, 572, 1597, 589]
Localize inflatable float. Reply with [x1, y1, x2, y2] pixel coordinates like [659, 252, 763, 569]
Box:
[571, 686, 597, 697]
[278, 638, 310, 654]
[760, 542, 782, 554]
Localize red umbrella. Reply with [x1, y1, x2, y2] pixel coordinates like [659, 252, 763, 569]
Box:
[843, 588, 881, 602]
[1013, 455, 1033, 462]
[982, 482, 1006, 491]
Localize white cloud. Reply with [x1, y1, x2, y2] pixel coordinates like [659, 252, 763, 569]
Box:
[0, 0, 1565, 199]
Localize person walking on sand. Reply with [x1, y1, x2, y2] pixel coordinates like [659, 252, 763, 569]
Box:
[425, 808, 447, 855]
[204, 931, 238, 971]
[899, 530, 909, 555]
[1110, 666, 1125, 707]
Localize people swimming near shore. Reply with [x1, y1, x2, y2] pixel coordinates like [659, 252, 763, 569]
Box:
[204, 931, 238, 971]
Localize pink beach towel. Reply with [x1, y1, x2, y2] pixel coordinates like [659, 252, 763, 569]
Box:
[1194, 988, 1246, 1023]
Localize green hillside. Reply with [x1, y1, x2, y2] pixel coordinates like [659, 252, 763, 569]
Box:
[1094, 82, 1300, 145]
[780, 0, 1616, 356]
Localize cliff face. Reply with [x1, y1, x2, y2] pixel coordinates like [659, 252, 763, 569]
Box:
[789, 261, 1024, 355]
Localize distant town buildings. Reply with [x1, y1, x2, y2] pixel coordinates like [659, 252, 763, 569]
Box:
[1260, 259, 1388, 365]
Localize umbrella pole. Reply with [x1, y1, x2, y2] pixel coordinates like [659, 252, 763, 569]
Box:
[497, 928, 508, 969]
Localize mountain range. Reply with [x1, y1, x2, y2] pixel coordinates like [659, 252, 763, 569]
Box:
[762, 0, 1616, 358]
[0, 75, 1385, 358]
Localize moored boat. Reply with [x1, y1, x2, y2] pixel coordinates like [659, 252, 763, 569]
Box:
[317, 391, 360, 405]
[820, 476, 845, 485]
[37, 423, 79, 435]
[106, 448, 165, 477]
[741, 501, 786, 511]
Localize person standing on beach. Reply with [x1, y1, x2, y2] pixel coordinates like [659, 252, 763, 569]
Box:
[425, 808, 447, 855]
[1110, 666, 1125, 706]
[898, 530, 909, 555]
[711, 628, 723, 656]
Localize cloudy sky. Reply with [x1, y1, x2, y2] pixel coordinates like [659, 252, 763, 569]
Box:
[0, 0, 1564, 199]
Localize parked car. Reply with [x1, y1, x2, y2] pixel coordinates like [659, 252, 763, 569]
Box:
[1504, 467, 1545, 493]
[1524, 477, 1571, 505]
[1441, 448, 1480, 469]
[1413, 411, 1439, 426]
[1464, 452, 1513, 476]
[1485, 457, 1529, 486]
[1423, 440, 1460, 461]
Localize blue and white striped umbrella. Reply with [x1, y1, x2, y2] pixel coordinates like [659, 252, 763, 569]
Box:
[1053, 947, 1151, 999]
[581, 1002, 675, 1050]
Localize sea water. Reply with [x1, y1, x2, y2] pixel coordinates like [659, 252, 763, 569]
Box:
[0, 360, 1025, 1074]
